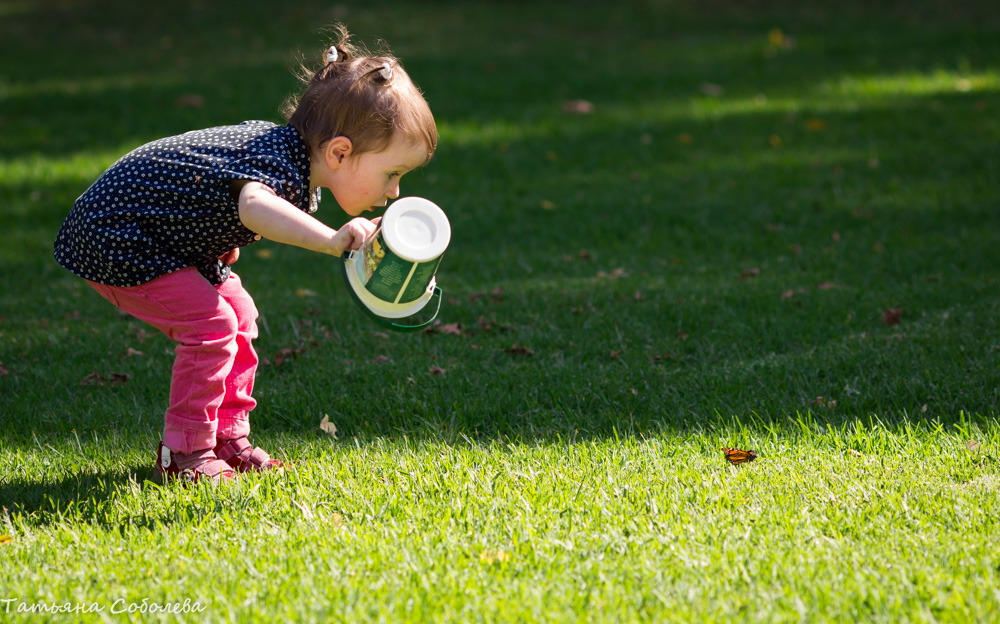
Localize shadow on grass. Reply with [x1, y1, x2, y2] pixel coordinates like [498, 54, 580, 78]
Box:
[1, 462, 153, 524]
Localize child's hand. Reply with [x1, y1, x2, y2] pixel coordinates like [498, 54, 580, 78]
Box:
[331, 217, 381, 256]
[218, 249, 240, 265]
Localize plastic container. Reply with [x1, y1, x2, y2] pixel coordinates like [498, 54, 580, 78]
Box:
[341, 197, 450, 332]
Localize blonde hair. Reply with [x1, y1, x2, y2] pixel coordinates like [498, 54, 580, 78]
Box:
[283, 24, 437, 164]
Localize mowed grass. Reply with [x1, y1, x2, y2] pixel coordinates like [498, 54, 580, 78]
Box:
[1, 0, 999, 621]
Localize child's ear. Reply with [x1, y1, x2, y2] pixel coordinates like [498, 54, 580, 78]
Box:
[324, 136, 353, 169]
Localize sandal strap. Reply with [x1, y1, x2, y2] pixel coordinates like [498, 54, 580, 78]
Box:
[215, 436, 281, 471]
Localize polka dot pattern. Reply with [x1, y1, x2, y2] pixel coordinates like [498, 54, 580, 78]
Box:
[54, 121, 313, 286]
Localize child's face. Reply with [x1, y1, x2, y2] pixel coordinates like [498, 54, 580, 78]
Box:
[326, 135, 428, 217]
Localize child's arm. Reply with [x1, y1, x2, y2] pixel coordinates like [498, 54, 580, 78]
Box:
[235, 181, 378, 257]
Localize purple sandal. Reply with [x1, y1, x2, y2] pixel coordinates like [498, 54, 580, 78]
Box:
[214, 437, 284, 473]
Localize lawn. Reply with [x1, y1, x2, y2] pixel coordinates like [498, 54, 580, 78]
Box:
[1, 0, 999, 622]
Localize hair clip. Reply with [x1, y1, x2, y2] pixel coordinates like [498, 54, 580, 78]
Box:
[378, 62, 392, 81]
[326, 46, 339, 64]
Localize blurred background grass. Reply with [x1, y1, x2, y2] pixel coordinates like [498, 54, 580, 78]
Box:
[1, 0, 998, 445]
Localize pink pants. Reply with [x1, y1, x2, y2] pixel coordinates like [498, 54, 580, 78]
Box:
[87, 267, 258, 454]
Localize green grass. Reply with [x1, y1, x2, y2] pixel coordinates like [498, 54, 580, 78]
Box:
[2, 0, 1000, 621]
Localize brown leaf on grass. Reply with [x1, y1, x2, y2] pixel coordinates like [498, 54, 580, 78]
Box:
[175, 94, 204, 108]
[699, 82, 725, 97]
[882, 308, 902, 326]
[806, 118, 828, 131]
[490, 287, 504, 302]
[967, 440, 981, 452]
[609, 350, 622, 360]
[562, 100, 594, 114]
[124, 348, 144, 358]
[0, 361, 7, 377]
[373, 355, 392, 363]
[81, 371, 130, 387]
[478, 316, 496, 333]
[319, 414, 338, 438]
[634, 291, 645, 301]
[817, 282, 837, 290]
[467, 291, 485, 302]
[272, 346, 306, 367]
[429, 365, 447, 375]
[438, 323, 463, 336]
[503, 344, 534, 356]
[579, 249, 592, 261]
[373, 332, 390, 339]
[741, 268, 761, 280]
[810, 396, 837, 408]
[650, 354, 670, 363]
[597, 267, 628, 279]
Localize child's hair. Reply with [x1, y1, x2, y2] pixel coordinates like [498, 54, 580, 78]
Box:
[283, 24, 437, 164]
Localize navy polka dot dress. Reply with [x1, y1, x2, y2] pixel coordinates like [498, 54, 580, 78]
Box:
[54, 121, 314, 287]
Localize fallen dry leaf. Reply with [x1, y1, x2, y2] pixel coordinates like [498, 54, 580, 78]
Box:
[503, 344, 534, 356]
[175, 94, 204, 108]
[806, 118, 827, 131]
[124, 347, 144, 358]
[373, 355, 392, 363]
[967, 440, 981, 452]
[438, 323, 463, 336]
[882, 308, 902, 326]
[429, 365, 447, 375]
[699, 82, 725, 97]
[272, 346, 306, 367]
[254, 249, 273, 260]
[817, 282, 837, 290]
[650, 354, 670, 363]
[597, 268, 628, 279]
[319, 414, 338, 438]
[295, 288, 317, 298]
[0, 361, 7, 376]
[81, 371, 129, 387]
[562, 100, 594, 114]
[741, 268, 761, 280]
[0, 534, 12, 545]
[540, 200, 557, 210]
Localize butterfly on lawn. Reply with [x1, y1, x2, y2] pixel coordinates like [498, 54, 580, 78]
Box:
[721, 447, 757, 466]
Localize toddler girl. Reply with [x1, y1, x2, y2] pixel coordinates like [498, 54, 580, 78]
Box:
[53, 26, 437, 484]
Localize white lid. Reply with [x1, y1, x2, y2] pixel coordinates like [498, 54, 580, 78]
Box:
[380, 197, 451, 262]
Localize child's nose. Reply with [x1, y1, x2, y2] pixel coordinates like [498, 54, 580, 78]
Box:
[387, 183, 400, 199]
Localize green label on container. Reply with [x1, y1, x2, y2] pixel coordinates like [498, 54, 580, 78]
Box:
[399, 255, 443, 303]
[355, 229, 442, 305]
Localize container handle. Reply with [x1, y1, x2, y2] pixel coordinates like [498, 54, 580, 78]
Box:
[384, 286, 443, 332]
